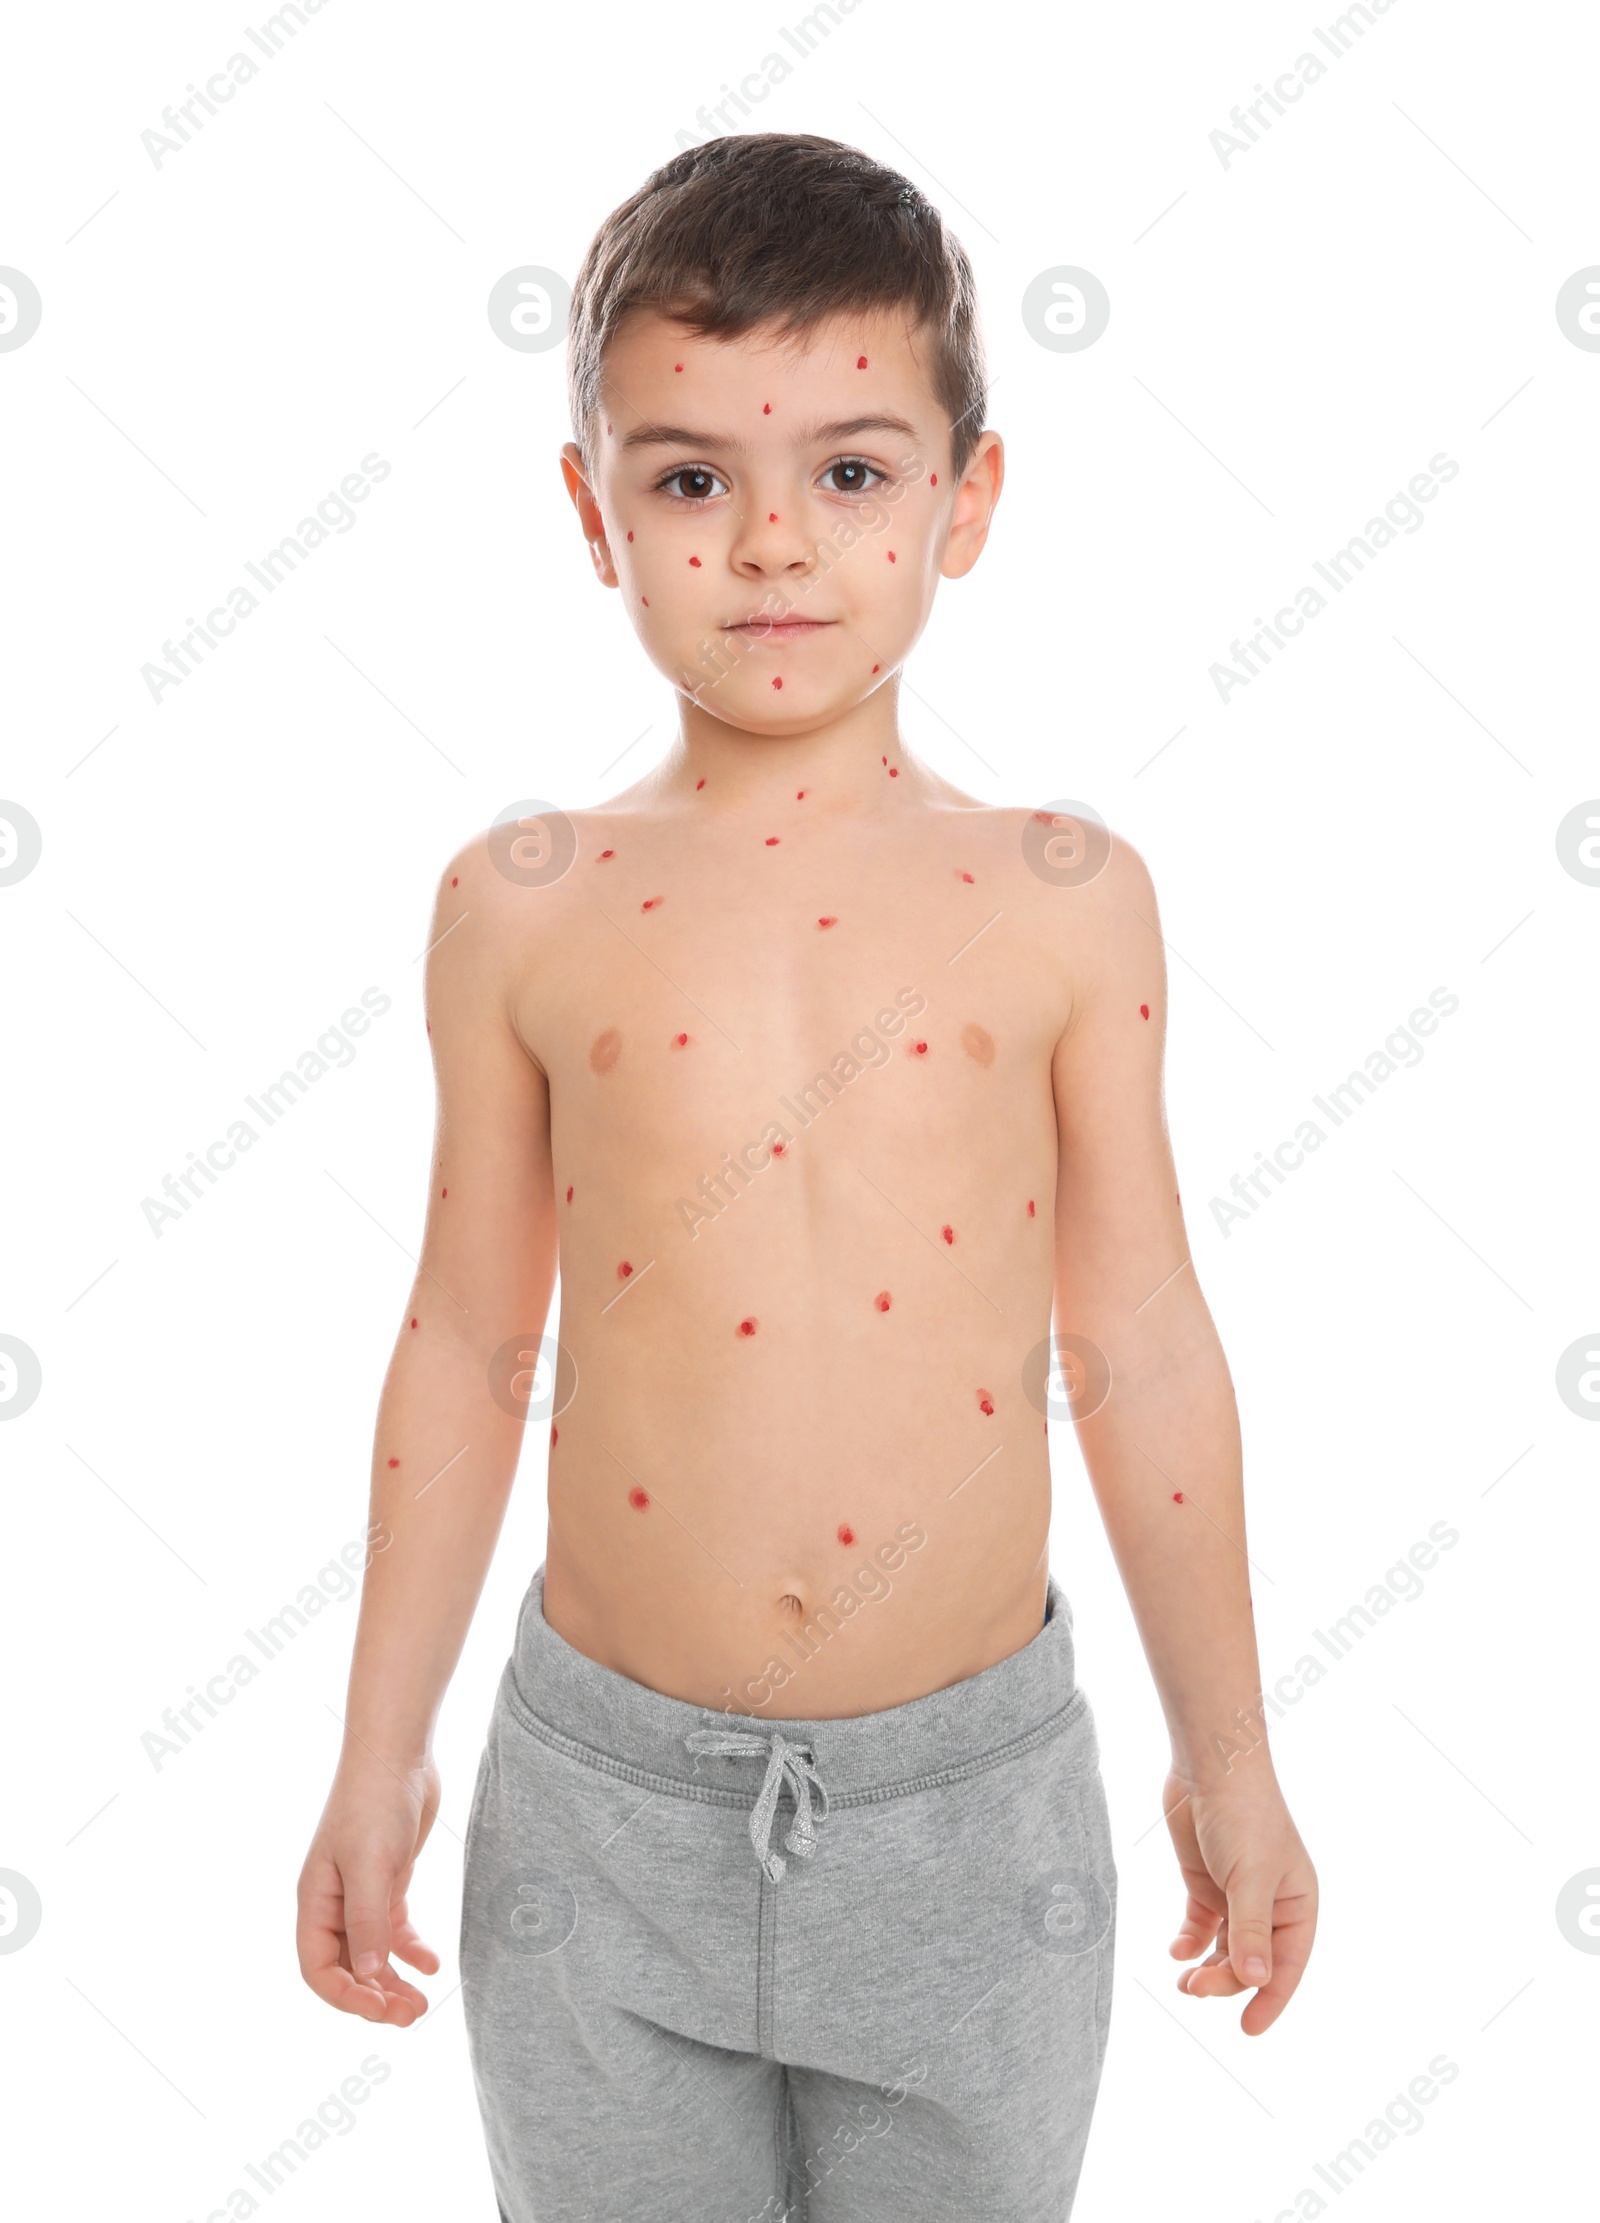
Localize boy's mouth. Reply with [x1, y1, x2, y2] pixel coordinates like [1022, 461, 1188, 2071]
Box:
[722, 617, 836, 641]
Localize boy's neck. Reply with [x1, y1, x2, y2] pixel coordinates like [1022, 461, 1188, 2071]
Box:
[661, 691, 913, 813]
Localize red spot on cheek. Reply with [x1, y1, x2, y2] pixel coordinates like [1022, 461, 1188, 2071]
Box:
[874, 1290, 892, 1312]
[1140, 1004, 1150, 1019]
[771, 676, 783, 690]
[817, 916, 837, 929]
[737, 1317, 758, 1337]
[689, 555, 701, 567]
[617, 1261, 633, 1279]
[837, 1524, 855, 1546]
[856, 355, 868, 368]
[565, 1185, 574, 1203]
[1172, 1491, 1185, 1505]
[978, 1390, 995, 1417]
[629, 1487, 649, 1510]
[941, 1224, 955, 1244]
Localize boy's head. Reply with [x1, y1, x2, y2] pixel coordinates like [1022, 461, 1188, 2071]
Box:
[561, 134, 1001, 735]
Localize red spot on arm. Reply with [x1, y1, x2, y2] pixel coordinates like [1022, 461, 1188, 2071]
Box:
[737, 1317, 758, 1337]
[941, 1224, 955, 1244]
[617, 1260, 633, 1279]
[817, 916, 837, 928]
[837, 1524, 855, 1546]
[874, 1290, 892, 1312]
[978, 1390, 995, 1416]
[1140, 1004, 1150, 1020]
[629, 1486, 649, 1509]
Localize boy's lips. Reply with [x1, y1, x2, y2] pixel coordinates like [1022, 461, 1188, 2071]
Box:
[722, 617, 836, 641]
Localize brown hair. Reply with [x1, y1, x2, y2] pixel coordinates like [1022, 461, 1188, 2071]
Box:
[567, 133, 987, 480]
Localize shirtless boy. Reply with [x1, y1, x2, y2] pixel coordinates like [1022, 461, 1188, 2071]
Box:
[297, 133, 1317, 2221]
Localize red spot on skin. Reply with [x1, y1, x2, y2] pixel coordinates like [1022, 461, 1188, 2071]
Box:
[1140, 1004, 1150, 1020]
[978, 1391, 995, 1417]
[673, 362, 683, 372]
[641, 896, 663, 911]
[765, 836, 780, 846]
[772, 676, 783, 690]
[672, 1031, 690, 1048]
[641, 596, 649, 606]
[911, 1041, 928, 1057]
[771, 1141, 787, 1157]
[941, 1224, 955, 1244]
[441, 1187, 448, 1198]
[817, 916, 837, 929]
[451, 875, 459, 887]
[1027, 1200, 1036, 1219]
[565, 1185, 573, 1204]
[629, 1487, 649, 1509]
[410, 1317, 418, 1329]
[796, 789, 806, 799]
[887, 551, 896, 563]
[882, 756, 888, 765]
[426, 1022, 430, 1035]
[763, 402, 772, 414]
[1176, 1191, 1182, 1205]
[1173, 1491, 1185, 1504]
[930, 473, 938, 486]
[551, 1424, 558, 1445]
[856, 355, 868, 368]
[695, 777, 706, 790]
[1032, 810, 1056, 824]
[626, 530, 634, 542]
[769, 512, 779, 522]
[387, 1456, 400, 1467]
[598, 847, 614, 859]
[837, 1524, 855, 1546]
[889, 767, 899, 777]
[689, 555, 702, 567]
[737, 1317, 758, 1337]
[606, 422, 612, 434]
[617, 1261, 633, 1279]
[958, 870, 975, 883]
[872, 663, 880, 673]
[874, 1291, 892, 1312]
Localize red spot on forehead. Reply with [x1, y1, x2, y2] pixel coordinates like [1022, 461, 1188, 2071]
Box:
[617, 1260, 633, 1279]
[1140, 1004, 1150, 1019]
[874, 1290, 892, 1312]
[689, 555, 701, 567]
[817, 916, 837, 928]
[856, 355, 868, 368]
[629, 1486, 649, 1509]
[837, 1524, 855, 1546]
[978, 1391, 995, 1416]
[565, 1185, 573, 1203]
[737, 1317, 758, 1336]
[941, 1224, 955, 1244]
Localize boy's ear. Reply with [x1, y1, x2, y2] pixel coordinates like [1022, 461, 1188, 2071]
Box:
[939, 430, 1005, 582]
[560, 441, 618, 588]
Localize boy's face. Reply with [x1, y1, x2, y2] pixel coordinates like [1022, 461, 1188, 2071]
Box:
[561, 307, 1001, 735]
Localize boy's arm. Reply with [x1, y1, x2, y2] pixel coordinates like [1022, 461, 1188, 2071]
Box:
[297, 850, 557, 2023]
[1049, 836, 1317, 2035]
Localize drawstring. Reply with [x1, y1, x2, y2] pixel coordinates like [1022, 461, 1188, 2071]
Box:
[682, 1728, 830, 1882]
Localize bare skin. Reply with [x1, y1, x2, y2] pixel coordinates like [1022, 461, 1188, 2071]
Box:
[297, 306, 1316, 2041]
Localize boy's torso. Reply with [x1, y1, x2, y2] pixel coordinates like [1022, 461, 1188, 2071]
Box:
[509, 777, 1080, 1717]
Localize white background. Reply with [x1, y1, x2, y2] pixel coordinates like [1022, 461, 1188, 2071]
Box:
[2, 1, 1595, 2216]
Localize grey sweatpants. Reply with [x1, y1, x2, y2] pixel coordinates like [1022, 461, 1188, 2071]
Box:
[460, 1569, 1115, 2221]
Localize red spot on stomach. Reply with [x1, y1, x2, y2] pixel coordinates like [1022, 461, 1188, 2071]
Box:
[737, 1317, 758, 1337]
[978, 1390, 995, 1416]
[837, 1524, 855, 1546]
[617, 1261, 633, 1279]
[874, 1290, 892, 1312]
[629, 1487, 650, 1509]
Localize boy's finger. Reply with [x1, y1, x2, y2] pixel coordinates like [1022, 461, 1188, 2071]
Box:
[1224, 1871, 1276, 1989]
[341, 1863, 396, 1987]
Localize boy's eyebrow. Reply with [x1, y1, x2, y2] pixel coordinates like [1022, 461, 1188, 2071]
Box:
[620, 413, 921, 454]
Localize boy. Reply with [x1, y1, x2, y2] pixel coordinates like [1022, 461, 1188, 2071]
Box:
[297, 133, 1316, 2220]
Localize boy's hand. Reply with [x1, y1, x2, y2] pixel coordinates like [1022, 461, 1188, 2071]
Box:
[1162, 1767, 1317, 2035]
[297, 1752, 443, 2025]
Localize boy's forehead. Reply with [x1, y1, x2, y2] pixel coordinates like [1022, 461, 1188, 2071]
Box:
[599, 305, 939, 437]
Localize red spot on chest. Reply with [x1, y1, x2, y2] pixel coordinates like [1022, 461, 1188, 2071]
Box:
[874, 1290, 892, 1312]
[837, 1524, 855, 1546]
[737, 1317, 758, 1337]
[1026, 1200, 1036, 1219]
[796, 789, 806, 799]
[763, 402, 772, 414]
[958, 870, 975, 883]
[769, 511, 779, 522]
[886, 550, 896, 563]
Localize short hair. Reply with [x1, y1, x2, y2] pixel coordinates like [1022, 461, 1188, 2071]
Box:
[566, 133, 987, 480]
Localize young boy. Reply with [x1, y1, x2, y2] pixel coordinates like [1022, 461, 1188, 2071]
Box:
[297, 133, 1317, 2220]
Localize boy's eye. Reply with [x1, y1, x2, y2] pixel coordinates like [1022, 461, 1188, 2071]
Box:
[659, 466, 727, 501]
[821, 457, 884, 495]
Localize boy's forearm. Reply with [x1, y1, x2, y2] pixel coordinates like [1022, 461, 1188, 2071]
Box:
[1074, 1291, 1272, 1787]
[340, 1302, 543, 1769]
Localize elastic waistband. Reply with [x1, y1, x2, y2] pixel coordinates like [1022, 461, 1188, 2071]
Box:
[502, 1566, 1093, 1806]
